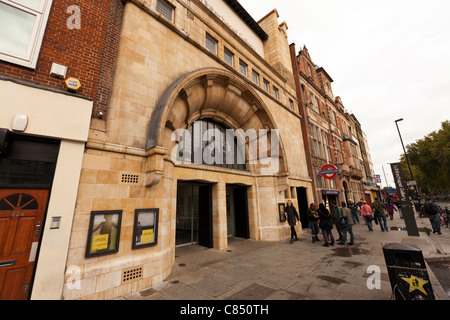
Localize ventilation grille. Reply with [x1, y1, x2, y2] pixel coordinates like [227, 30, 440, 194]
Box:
[122, 266, 143, 284]
[121, 173, 140, 184]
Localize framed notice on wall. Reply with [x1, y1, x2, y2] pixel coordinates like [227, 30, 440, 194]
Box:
[132, 208, 159, 249]
[278, 203, 286, 223]
[85, 210, 122, 258]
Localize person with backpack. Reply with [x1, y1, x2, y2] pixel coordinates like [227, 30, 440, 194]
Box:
[372, 197, 389, 232]
[423, 197, 442, 234]
[337, 202, 354, 246]
[331, 202, 343, 242]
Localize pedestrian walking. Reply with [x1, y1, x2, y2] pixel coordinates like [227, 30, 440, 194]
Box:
[317, 203, 334, 247]
[385, 200, 397, 220]
[338, 202, 354, 246]
[348, 199, 359, 224]
[306, 203, 320, 243]
[285, 200, 300, 243]
[361, 201, 374, 231]
[372, 197, 389, 232]
[423, 197, 442, 235]
[331, 201, 343, 242]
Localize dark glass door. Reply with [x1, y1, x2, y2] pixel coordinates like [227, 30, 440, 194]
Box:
[176, 182, 212, 248]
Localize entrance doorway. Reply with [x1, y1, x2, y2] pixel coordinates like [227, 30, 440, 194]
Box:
[296, 187, 309, 229]
[176, 182, 213, 248]
[0, 189, 49, 300]
[226, 185, 249, 239]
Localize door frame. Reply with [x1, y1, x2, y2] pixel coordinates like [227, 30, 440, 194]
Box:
[176, 181, 213, 248]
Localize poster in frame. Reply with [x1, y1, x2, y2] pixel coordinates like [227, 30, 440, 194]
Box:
[85, 210, 122, 258]
[132, 208, 159, 249]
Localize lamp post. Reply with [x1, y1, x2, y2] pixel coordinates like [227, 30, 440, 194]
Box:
[394, 118, 418, 199]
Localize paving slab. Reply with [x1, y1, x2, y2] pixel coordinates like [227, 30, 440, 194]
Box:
[121, 213, 450, 301]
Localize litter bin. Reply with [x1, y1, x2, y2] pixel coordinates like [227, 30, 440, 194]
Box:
[383, 243, 435, 300]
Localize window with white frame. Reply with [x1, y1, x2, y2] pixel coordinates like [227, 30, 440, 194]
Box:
[0, 0, 53, 69]
[310, 124, 323, 158]
[330, 110, 337, 126]
[310, 93, 320, 113]
[322, 130, 331, 161]
[156, 0, 174, 22]
[224, 47, 234, 66]
[205, 33, 218, 54]
[334, 137, 343, 163]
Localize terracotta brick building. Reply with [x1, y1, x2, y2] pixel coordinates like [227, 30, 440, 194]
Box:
[290, 44, 370, 207]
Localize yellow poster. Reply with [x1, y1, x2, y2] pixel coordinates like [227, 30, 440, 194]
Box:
[91, 234, 109, 251]
[141, 229, 154, 243]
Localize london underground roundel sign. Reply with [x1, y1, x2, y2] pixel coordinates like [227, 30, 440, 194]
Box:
[319, 164, 339, 180]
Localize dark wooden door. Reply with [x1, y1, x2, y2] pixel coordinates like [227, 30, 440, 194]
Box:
[0, 189, 48, 300]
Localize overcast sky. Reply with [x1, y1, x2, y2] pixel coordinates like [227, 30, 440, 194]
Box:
[243, 0, 450, 187]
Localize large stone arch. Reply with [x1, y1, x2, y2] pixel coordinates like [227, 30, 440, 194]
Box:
[145, 68, 288, 186]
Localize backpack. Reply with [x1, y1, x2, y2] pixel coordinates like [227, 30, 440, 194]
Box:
[425, 202, 438, 216]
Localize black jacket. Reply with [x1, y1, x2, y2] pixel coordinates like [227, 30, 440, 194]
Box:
[318, 208, 333, 230]
[285, 205, 299, 226]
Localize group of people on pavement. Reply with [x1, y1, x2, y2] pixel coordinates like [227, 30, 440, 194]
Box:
[284, 196, 403, 247]
[285, 195, 448, 247]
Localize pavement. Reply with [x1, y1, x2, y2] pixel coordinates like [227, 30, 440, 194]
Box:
[120, 203, 450, 302]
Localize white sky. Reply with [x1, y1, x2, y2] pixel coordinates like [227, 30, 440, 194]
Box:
[243, 0, 450, 187]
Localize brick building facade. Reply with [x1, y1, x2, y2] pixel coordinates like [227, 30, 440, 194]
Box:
[0, 0, 123, 299]
[290, 44, 369, 207]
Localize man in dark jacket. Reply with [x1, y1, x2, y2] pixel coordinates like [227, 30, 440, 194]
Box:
[371, 197, 388, 231]
[424, 197, 442, 234]
[285, 200, 300, 243]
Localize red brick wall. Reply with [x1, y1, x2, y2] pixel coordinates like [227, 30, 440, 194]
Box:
[0, 0, 124, 117]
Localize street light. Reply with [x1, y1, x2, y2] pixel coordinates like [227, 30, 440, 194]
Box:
[394, 118, 418, 199]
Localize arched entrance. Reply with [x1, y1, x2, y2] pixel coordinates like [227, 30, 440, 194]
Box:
[145, 68, 289, 249]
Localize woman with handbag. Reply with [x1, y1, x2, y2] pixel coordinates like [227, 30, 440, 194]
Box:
[361, 201, 374, 231]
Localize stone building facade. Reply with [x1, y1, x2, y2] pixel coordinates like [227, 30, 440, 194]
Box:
[0, 0, 377, 300]
[62, 0, 313, 299]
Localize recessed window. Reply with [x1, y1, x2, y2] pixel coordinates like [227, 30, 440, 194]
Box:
[205, 33, 218, 54]
[263, 79, 270, 92]
[224, 47, 234, 66]
[252, 70, 259, 85]
[0, 0, 53, 69]
[289, 99, 294, 110]
[239, 59, 247, 76]
[156, 0, 174, 22]
[273, 87, 279, 99]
